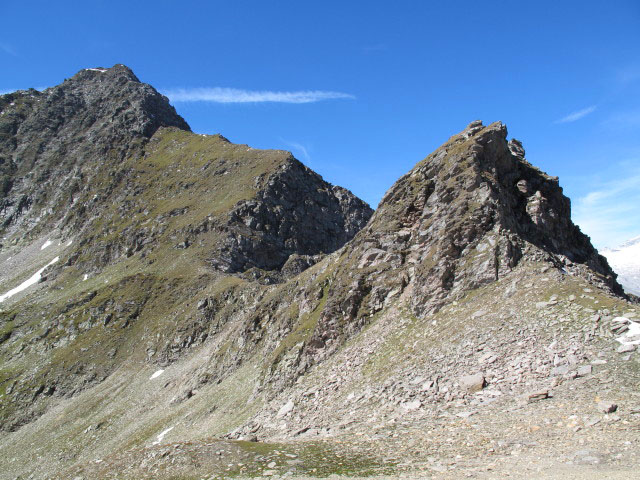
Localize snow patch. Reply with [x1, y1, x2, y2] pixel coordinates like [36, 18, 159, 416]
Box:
[86, 68, 107, 73]
[152, 427, 173, 445]
[83, 274, 88, 281]
[66, 239, 73, 246]
[615, 318, 640, 346]
[0, 256, 59, 303]
[150, 369, 165, 380]
[40, 240, 52, 250]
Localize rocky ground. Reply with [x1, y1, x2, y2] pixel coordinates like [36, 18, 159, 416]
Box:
[2, 260, 637, 479]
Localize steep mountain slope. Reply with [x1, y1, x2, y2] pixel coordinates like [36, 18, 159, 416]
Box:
[0, 68, 638, 480]
[0, 66, 372, 435]
[602, 236, 640, 297]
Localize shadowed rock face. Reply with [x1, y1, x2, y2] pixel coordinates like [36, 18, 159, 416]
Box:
[215, 157, 373, 275]
[0, 64, 190, 240]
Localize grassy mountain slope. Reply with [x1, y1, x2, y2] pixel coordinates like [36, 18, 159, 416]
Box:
[0, 66, 372, 440]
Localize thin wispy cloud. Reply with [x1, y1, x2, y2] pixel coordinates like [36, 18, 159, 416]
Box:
[554, 105, 597, 124]
[0, 42, 18, 57]
[601, 110, 640, 130]
[572, 167, 640, 249]
[162, 87, 355, 104]
[280, 139, 311, 163]
[615, 65, 640, 85]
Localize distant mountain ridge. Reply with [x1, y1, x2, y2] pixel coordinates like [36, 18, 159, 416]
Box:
[602, 235, 640, 296]
[617, 235, 640, 250]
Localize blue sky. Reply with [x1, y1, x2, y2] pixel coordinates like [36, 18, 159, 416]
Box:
[2, 0, 640, 248]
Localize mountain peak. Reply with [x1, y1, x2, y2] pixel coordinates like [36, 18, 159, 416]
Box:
[72, 64, 140, 82]
[1, 95, 637, 478]
[252, 119, 627, 397]
[314, 121, 623, 326]
[0, 65, 190, 240]
[50, 63, 190, 136]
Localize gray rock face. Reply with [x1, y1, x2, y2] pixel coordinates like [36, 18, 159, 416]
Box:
[214, 158, 373, 273]
[0, 64, 190, 241]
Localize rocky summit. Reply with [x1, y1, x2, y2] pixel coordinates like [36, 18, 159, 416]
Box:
[0, 66, 638, 480]
[0, 65, 190, 240]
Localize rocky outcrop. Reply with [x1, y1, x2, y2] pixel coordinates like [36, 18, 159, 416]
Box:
[288, 121, 624, 373]
[213, 157, 373, 274]
[0, 64, 190, 242]
[178, 121, 627, 402]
